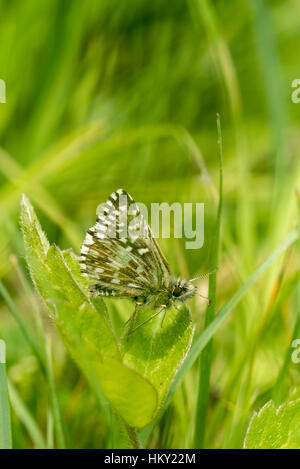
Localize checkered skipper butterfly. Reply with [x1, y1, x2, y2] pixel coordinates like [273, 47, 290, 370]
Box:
[80, 189, 206, 334]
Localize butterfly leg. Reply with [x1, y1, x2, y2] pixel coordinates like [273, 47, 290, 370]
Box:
[197, 292, 211, 306]
[126, 302, 142, 334]
[160, 308, 168, 328]
[129, 305, 167, 336]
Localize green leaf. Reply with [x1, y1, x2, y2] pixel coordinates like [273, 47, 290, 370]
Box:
[95, 359, 157, 429]
[244, 399, 300, 449]
[121, 305, 194, 415]
[20, 195, 159, 429]
[46, 245, 89, 308]
[62, 248, 90, 289]
[20, 194, 53, 303]
[55, 302, 157, 428]
[21, 194, 50, 256]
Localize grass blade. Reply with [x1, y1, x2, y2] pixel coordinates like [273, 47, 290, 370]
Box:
[194, 113, 223, 448]
[8, 381, 46, 449]
[272, 192, 300, 404]
[45, 337, 66, 449]
[46, 408, 54, 449]
[0, 357, 12, 449]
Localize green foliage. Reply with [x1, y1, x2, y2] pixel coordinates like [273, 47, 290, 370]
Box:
[122, 306, 194, 412]
[244, 400, 300, 449]
[0, 0, 300, 449]
[20, 195, 194, 431]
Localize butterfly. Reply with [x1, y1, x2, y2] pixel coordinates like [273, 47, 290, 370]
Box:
[80, 189, 209, 334]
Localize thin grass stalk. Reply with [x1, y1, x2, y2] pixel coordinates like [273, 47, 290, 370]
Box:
[45, 337, 66, 449]
[194, 113, 223, 448]
[0, 361, 11, 449]
[8, 381, 46, 449]
[271, 193, 300, 403]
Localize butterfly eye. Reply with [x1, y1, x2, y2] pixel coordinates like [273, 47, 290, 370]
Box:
[173, 287, 182, 297]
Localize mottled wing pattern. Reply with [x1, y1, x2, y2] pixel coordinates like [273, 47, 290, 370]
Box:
[80, 189, 171, 298]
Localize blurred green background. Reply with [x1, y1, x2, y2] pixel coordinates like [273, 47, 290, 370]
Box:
[0, 0, 300, 448]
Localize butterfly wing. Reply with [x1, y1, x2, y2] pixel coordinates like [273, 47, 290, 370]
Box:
[80, 189, 171, 298]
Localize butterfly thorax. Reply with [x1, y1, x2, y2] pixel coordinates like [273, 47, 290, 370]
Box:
[135, 276, 196, 309]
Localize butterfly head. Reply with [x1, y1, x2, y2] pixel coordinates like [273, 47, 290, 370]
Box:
[169, 276, 196, 303]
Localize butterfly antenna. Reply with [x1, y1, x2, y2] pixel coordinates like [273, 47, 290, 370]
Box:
[190, 268, 218, 282]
